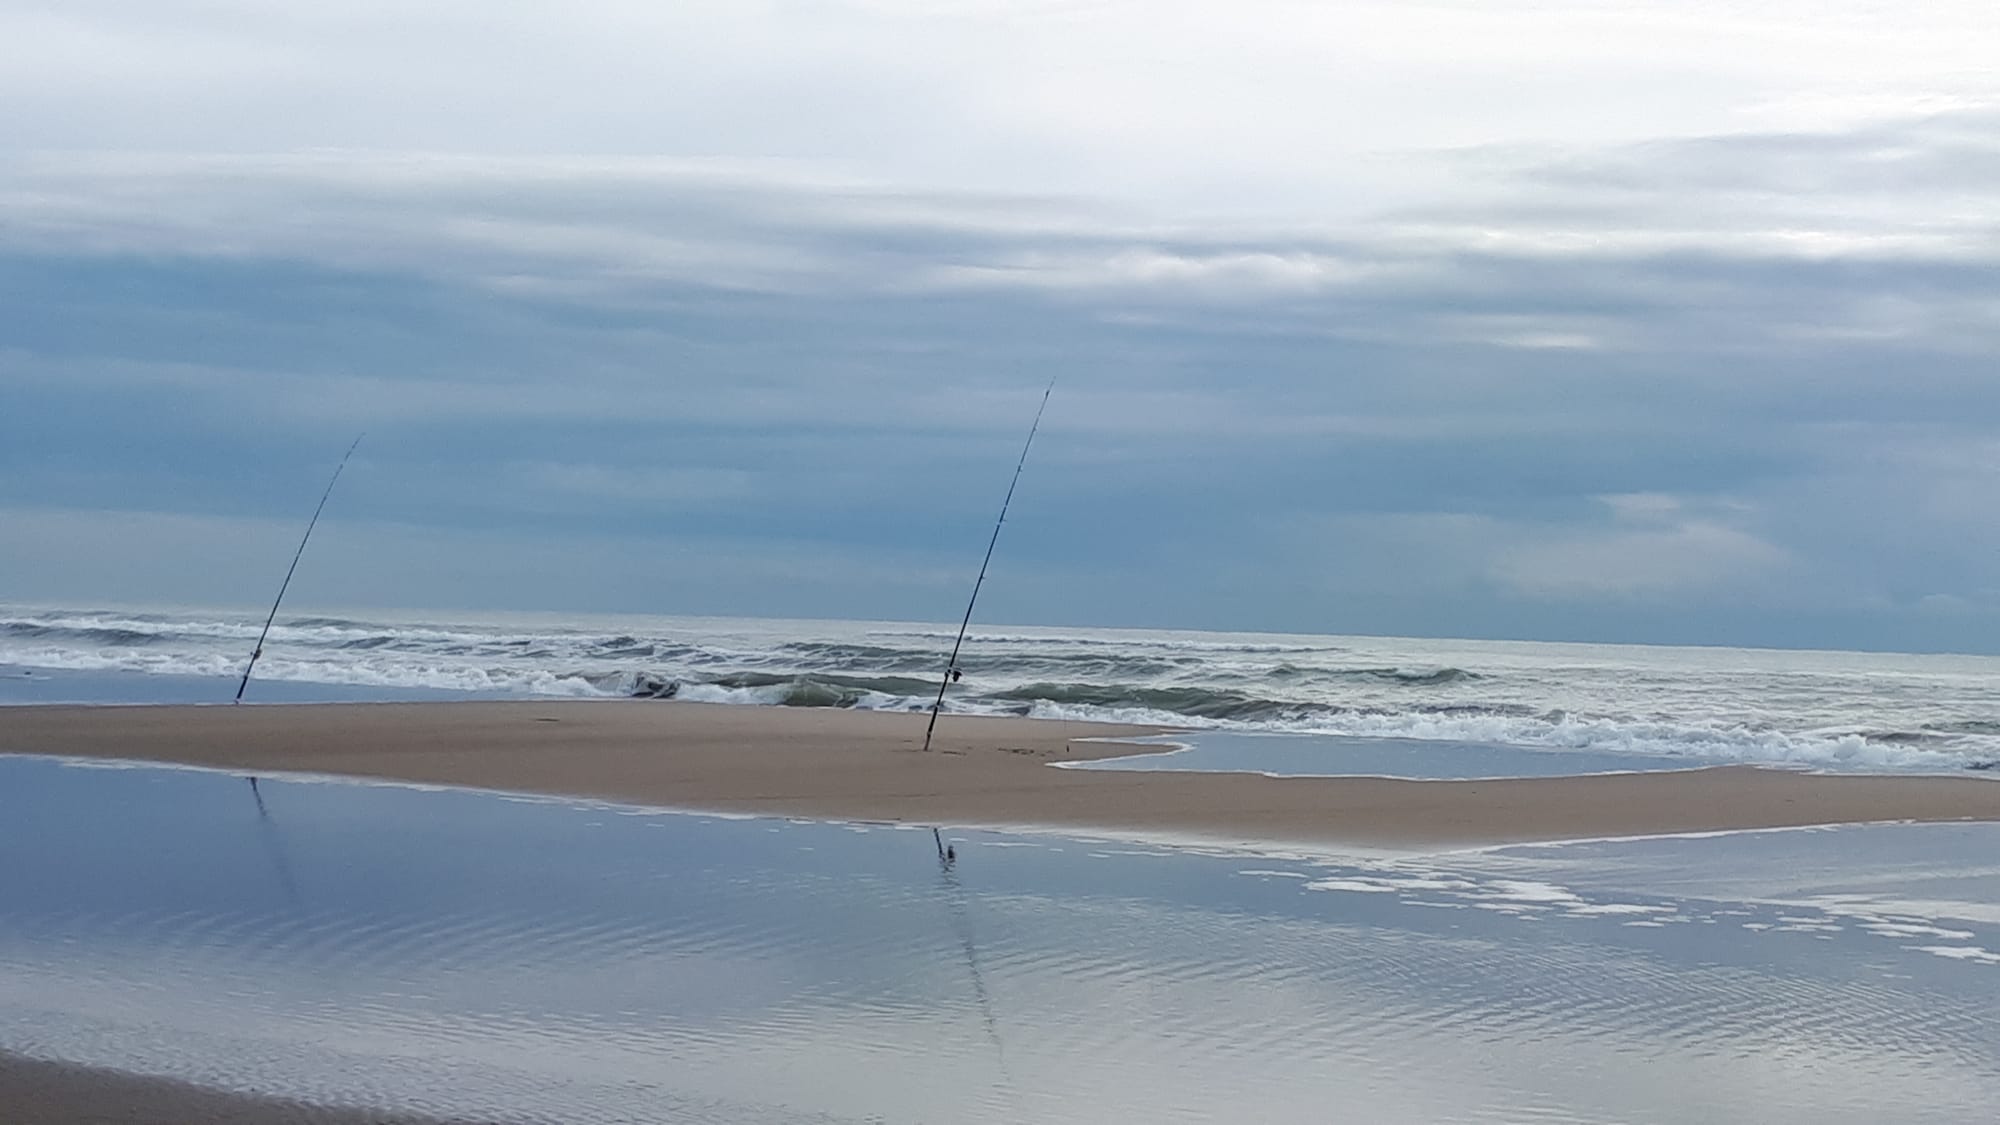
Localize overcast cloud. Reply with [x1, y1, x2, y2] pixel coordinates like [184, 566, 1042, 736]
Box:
[3, 0, 1998, 651]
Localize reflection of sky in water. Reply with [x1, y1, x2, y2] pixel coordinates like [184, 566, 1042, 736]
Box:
[1069, 731, 1710, 778]
[1, 757, 1997, 1124]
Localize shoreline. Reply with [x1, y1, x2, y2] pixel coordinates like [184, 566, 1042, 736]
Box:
[0, 1051, 467, 1125]
[6, 699, 2000, 848]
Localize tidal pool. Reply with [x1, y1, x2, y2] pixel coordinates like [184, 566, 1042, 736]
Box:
[1, 755, 1995, 1123]
[1067, 731, 1714, 779]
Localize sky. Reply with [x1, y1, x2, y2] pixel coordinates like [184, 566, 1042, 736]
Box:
[2, 0, 1998, 652]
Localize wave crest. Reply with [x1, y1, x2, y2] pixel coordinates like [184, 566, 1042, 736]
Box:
[9, 604, 2000, 774]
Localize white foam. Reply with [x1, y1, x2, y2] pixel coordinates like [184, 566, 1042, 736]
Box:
[1481, 879, 1585, 906]
[1860, 921, 1976, 940]
[1566, 903, 1672, 916]
[1304, 878, 1400, 893]
[1910, 945, 2000, 964]
[11, 602, 2000, 779]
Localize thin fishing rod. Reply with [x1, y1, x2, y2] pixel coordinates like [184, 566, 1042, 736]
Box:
[235, 434, 363, 703]
[921, 381, 1053, 752]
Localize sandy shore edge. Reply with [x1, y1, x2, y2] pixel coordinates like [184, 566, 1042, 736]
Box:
[0, 1050, 477, 1125]
[6, 699, 2000, 848]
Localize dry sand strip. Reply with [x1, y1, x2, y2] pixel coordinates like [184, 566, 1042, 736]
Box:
[0, 1051, 482, 1125]
[5, 700, 2000, 848]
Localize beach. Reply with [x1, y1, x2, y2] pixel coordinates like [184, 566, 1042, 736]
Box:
[0, 1051, 466, 1125]
[6, 699, 2000, 847]
[11, 697, 2000, 1122]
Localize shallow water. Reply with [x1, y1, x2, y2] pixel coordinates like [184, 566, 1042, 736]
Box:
[1069, 731, 1714, 778]
[1, 756, 1996, 1123]
[0, 664, 505, 705]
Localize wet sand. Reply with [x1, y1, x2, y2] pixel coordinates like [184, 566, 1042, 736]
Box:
[0, 1051, 469, 1124]
[5, 700, 2000, 848]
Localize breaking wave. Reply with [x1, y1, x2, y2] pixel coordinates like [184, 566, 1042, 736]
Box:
[7, 605, 2000, 774]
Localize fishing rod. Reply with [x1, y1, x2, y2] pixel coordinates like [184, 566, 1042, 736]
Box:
[921, 382, 1053, 752]
[234, 434, 363, 703]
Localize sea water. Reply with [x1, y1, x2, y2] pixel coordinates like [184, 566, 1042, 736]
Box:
[1, 756, 1996, 1124]
[1061, 731, 1714, 778]
[6, 604, 2000, 775]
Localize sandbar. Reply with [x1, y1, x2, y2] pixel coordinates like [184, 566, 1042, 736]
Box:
[5, 699, 2000, 848]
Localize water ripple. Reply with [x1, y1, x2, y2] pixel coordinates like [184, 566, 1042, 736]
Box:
[3, 762, 1999, 1122]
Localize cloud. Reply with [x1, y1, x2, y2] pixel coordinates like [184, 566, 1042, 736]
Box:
[7, 97, 1996, 297]
[506, 463, 758, 509]
[0, 504, 979, 619]
[1473, 492, 1789, 601]
[1494, 519, 1789, 601]
[5, 5, 2000, 649]
[8, 1, 1999, 215]
[1284, 498, 1792, 605]
[4, 106, 1997, 366]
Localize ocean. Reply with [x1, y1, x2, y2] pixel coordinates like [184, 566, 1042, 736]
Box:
[5, 602, 2000, 774]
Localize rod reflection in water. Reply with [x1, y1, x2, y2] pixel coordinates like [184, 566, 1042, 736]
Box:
[246, 776, 301, 906]
[934, 831, 1030, 1121]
